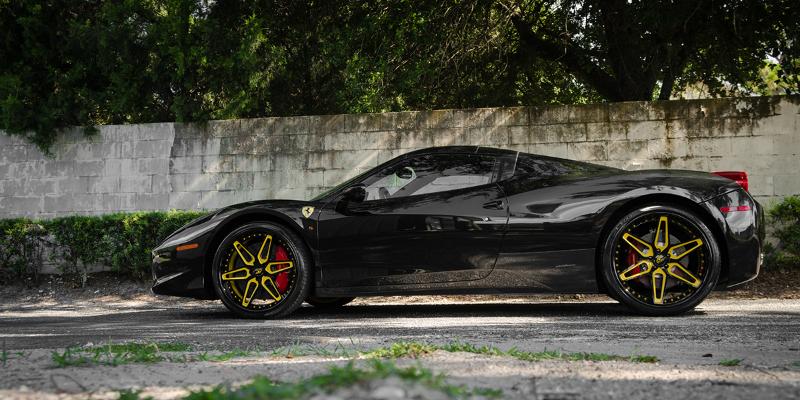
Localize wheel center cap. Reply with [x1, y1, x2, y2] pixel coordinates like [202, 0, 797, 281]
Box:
[655, 254, 666, 264]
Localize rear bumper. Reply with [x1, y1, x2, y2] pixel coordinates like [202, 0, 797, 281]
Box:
[702, 189, 764, 288]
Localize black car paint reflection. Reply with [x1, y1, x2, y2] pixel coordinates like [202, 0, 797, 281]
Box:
[151, 146, 763, 300]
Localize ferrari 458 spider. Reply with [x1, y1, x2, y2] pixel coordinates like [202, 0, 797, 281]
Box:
[152, 146, 763, 318]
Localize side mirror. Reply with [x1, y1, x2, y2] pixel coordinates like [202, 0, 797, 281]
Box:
[395, 166, 414, 180]
[341, 184, 367, 203]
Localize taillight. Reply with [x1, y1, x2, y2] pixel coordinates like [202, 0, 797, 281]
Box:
[719, 205, 751, 213]
[712, 171, 748, 192]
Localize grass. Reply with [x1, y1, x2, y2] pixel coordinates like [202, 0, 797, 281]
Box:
[364, 341, 438, 359]
[269, 340, 360, 359]
[51, 339, 658, 369]
[96, 340, 660, 399]
[0, 340, 21, 367]
[52, 342, 193, 367]
[196, 349, 253, 362]
[177, 359, 500, 400]
[51, 341, 266, 367]
[118, 389, 152, 400]
[363, 341, 660, 364]
[719, 358, 742, 367]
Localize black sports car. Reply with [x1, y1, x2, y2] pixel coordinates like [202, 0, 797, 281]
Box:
[152, 146, 763, 318]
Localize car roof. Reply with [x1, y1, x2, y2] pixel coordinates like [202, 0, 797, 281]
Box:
[403, 146, 518, 157]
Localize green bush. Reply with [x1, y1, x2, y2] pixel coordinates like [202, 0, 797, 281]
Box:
[765, 195, 800, 270]
[44, 215, 113, 287]
[0, 211, 206, 287]
[0, 219, 46, 286]
[102, 211, 207, 280]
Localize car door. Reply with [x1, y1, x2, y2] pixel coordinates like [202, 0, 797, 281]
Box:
[317, 152, 509, 288]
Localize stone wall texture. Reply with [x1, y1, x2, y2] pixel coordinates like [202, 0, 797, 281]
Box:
[1, 96, 798, 218]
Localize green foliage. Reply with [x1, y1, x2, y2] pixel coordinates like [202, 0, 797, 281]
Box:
[101, 211, 208, 280]
[508, 0, 799, 101]
[268, 341, 359, 358]
[0, 218, 45, 285]
[0, 1, 286, 151]
[51, 342, 193, 368]
[765, 196, 800, 270]
[51, 341, 265, 368]
[44, 215, 112, 287]
[719, 358, 742, 367]
[0, 211, 206, 286]
[363, 341, 659, 364]
[117, 390, 153, 400]
[1, 345, 27, 368]
[630, 355, 660, 363]
[183, 359, 501, 400]
[5, 1, 797, 151]
[364, 342, 439, 359]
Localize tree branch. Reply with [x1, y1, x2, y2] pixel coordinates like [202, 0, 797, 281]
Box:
[510, 13, 622, 101]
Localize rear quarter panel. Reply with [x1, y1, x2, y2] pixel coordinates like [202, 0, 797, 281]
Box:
[493, 169, 740, 292]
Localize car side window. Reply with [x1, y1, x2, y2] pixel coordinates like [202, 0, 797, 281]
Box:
[513, 155, 571, 178]
[362, 153, 496, 201]
[513, 154, 616, 179]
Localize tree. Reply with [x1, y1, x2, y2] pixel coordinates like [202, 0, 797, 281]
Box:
[1, 0, 797, 152]
[504, 0, 799, 101]
[327, 1, 600, 112]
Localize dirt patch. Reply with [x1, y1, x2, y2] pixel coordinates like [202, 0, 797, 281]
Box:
[711, 268, 800, 299]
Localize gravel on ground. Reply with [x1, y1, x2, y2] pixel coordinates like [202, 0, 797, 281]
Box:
[1, 271, 799, 399]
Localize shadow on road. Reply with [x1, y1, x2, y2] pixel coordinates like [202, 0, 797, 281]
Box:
[2, 301, 700, 325]
[4, 299, 800, 351]
[168, 301, 648, 320]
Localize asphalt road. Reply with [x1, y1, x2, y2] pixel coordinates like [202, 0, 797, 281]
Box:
[2, 297, 799, 367]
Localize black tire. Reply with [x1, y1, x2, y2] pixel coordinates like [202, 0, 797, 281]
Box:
[600, 204, 721, 316]
[606, 290, 622, 303]
[211, 222, 311, 318]
[306, 296, 356, 308]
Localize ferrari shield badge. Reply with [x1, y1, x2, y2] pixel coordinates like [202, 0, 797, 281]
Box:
[301, 206, 315, 218]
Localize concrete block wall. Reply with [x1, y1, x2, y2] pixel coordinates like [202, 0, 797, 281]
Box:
[0, 124, 176, 218]
[1, 96, 798, 218]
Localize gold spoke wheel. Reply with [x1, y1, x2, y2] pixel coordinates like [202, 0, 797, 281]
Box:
[219, 232, 297, 311]
[613, 212, 710, 307]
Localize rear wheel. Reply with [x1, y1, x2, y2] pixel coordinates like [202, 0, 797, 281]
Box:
[211, 222, 311, 318]
[306, 296, 356, 308]
[601, 204, 721, 316]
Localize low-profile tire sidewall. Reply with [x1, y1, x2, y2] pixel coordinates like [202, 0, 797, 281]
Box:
[601, 205, 721, 316]
[212, 222, 311, 319]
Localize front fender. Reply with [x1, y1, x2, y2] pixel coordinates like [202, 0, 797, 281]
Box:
[151, 199, 322, 299]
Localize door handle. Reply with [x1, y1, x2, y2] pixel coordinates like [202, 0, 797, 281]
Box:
[482, 200, 505, 210]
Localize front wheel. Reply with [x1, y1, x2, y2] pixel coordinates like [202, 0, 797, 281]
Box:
[601, 204, 721, 316]
[211, 222, 311, 318]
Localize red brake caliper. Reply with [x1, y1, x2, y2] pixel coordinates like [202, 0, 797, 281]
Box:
[627, 249, 638, 269]
[274, 245, 290, 292]
[627, 248, 650, 284]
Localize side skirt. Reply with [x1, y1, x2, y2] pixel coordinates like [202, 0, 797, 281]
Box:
[314, 248, 599, 297]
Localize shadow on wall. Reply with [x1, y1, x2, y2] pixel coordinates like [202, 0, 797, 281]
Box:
[0, 96, 797, 217]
